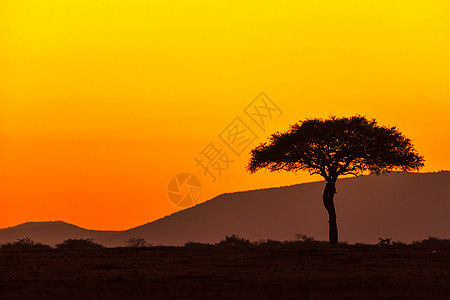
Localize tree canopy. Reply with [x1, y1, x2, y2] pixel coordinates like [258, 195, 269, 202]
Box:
[247, 115, 424, 182]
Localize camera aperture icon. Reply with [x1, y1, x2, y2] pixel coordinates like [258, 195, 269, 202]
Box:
[167, 173, 202, 208]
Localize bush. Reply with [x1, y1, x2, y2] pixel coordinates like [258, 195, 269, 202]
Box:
[391, 240, 406, 246]
[294, 233, 316, 243]
[377, 238, 391, 245]
[291, 233, 329, 246]
[412, 237, 450, 247]
[216, 235, 254, 248]
[1, 237, 51, 250]
[184, 241, 213, 248]
[256, 239, 284, 247]
[126, 237, 149, 247]
[56, 238, 103, 249]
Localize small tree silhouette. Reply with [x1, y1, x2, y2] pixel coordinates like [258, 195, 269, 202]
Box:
[56, 238, 103, 249]
[1, 237, 51, 249]
[294, 233, 316, 243]
[217, 235, 253, 248]
[247, 115, 424, 245]
[126, 237, 149, 247]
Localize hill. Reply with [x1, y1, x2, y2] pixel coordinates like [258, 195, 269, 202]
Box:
[0, 221, 116, 246]
[99, 171, 450, 246]
[1, 172, 449, 246]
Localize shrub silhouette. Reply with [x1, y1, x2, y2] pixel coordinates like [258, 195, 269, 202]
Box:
[217, 235, 253, 248]
[56, 238, 103, 249]
[412, 237, 450, 247]
[292, 233, 329, 246]
[294, 233, 316, 243]
[256, 239, 284, 247]
[378, 238, 391, 245]
[391, 240, 406, 246]
[184, 241, 213, 248]
[1, 237, 51, 249]
[126, 237, 149, 247]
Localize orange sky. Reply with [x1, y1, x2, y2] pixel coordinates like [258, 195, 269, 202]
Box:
[1, 1, 449, 230]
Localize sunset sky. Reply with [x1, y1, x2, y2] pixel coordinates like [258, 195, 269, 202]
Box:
[1, 0, 449, 230]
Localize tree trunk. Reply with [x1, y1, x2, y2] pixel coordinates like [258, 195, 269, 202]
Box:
[322, 180, 338, 245]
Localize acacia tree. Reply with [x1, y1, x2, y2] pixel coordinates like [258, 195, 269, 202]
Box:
[247, 115, 424, 245]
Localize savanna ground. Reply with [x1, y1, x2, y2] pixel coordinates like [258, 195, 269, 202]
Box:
[0, 239, 449, 300]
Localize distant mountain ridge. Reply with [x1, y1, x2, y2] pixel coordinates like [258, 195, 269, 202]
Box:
[1, 171, 449, 246]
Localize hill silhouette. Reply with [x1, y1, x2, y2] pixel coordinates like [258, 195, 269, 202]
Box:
[0, 221, 117, 246]
[1, 172, 449, 246]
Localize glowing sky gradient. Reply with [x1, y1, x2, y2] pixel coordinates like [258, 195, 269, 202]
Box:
[1, 1, 449, 230]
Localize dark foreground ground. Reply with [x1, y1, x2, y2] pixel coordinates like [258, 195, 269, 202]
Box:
[0, 243, 449, 299]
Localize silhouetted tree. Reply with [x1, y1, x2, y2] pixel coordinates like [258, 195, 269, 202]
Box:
[1, 237, 51, 249]
[56, 238, 103, 249]
[217, 235, 254, 248]
[247, 115, 424, 245]
[126, 237, 149, 247]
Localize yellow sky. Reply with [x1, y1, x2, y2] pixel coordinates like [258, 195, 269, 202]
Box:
[1, 0, 449, 230]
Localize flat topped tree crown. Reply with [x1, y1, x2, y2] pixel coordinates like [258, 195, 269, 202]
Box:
[247, 115, 424, 245]
[247, 115, 424, 182]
